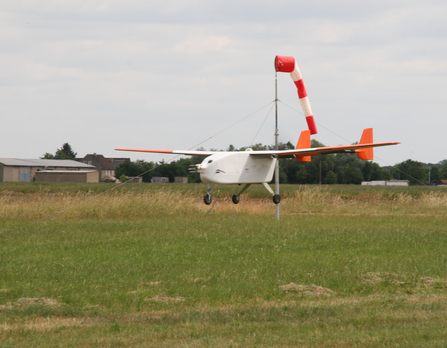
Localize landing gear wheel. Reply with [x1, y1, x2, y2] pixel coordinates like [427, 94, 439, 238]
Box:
[273, 194, 281, 204]
[232, 194, 240, 204]
[204, 193, 212, 205]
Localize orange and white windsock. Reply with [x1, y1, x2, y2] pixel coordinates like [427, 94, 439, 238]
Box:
[275, 56, 317, 135]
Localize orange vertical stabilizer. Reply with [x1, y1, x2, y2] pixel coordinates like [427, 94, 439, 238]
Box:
[295, 130, 311, 162]
[356, 128, 373, 160]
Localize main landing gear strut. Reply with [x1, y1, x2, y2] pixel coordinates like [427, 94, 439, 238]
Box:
[261, 182, 281, 204]
[204, 183, 280, 205]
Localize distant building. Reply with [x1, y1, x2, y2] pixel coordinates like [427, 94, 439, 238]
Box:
[151, 176, 169, 183]
[361, 180, 409, 186]
[81, 154, 117, 182]
[126, 176, 143, 184]
[35, 170, 98, 183]
[362, 180, 387, 186]
[174, 176, 188, 184]
[433, 180, 447, 186]
[0, 159, 96, 183]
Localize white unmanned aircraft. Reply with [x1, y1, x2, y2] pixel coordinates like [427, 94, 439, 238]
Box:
[116, 56, 399, 205]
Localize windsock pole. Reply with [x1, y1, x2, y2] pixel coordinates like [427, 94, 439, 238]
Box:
[274, 69, 280, 221]
[273, 55, 316, 220]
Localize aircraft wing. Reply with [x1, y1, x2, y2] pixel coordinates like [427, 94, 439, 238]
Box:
[250, 141, 400, 157]
[115, 148, 213, 156]
[116, 141, 399, 158]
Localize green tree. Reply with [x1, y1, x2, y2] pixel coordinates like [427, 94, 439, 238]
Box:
[295, 165, 308, 184]
[40, 152, 55, 159]
[394, 159, 427, 184]
[380, 168, 392, 180]
[368, 162, 393, 181]
[344, 161, 364, 184]
[41, 143, 77, 160]
[430, 166, 440, 183]
[440, 163, 447, 180]
[362, 161, 372, 181]
[323, 170, 338, 184]
[55, 143, 77, 159]
[334, 153, 363, 184]
[279, 168, 288, 184]
[267, 141, 295, 150]
[116, 159, 154, 182]
[370, 162, 382, 180]
[250, 143, 268, 151]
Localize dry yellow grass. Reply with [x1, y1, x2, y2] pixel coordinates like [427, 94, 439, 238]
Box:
[0, 190, 206, 221]
[1, 186, 447, 221]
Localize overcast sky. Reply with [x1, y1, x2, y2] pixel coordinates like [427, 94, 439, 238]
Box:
[1, 0, 446, 166]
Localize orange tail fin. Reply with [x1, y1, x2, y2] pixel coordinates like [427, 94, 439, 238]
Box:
[295, 130, 311, 162]
[356, 128, 373, 160]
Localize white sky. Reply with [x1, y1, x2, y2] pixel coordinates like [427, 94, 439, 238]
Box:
[1, 0, 446, 166]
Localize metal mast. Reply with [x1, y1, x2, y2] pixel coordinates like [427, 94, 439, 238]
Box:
[274, 70, 280, 221]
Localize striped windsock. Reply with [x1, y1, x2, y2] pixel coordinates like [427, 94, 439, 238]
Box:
[275, 56, 317, 135]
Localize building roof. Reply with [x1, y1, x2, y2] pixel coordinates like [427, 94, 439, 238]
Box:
[106, 157, 130, 169]
[36, 170, 97, 174]
[82, 154, 115, 170]
[0, 158, 95, 168]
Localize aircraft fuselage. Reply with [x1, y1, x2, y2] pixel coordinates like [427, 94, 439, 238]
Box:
[198, 152, 277, 184]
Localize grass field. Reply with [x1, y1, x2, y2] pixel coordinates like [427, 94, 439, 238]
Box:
[1, 183, 447, 347]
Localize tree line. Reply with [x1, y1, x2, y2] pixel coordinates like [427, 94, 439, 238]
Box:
[41, 142, 447, 185]
[115, 141, 447, 185]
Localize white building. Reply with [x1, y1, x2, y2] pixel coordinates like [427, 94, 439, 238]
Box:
[361, 180, 409, 186]
[0, 159, 96, 182]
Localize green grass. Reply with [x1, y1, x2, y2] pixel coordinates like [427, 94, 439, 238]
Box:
[1, 184, 447, 346]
